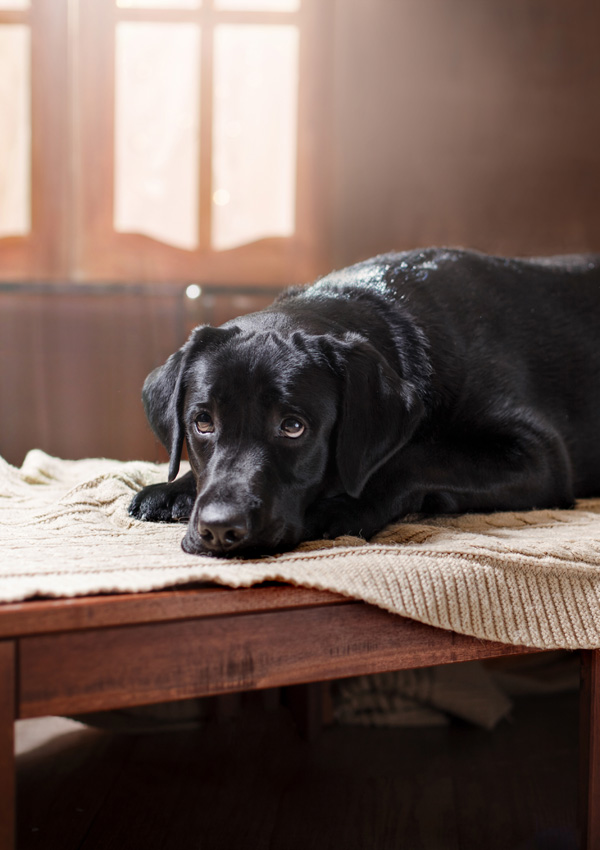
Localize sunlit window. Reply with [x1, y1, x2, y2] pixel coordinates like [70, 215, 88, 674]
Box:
[117, 1, 200, 8]
[114, 22, 201, 250]
[0, 0, 323, 283]
[0, 24, 30, 238]
[113, 1, 301, 253]
[212, 24, 298, 250]
[215, 0, 299, 9]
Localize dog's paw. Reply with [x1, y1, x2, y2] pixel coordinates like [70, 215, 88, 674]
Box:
[129, 482, 195, 523]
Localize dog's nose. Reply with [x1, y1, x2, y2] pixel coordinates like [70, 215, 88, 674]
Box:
[198, 507, 249, 552]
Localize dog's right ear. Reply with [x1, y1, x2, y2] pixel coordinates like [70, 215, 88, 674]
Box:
[142, 347, 189, 483]
[142, 325, 237, 482]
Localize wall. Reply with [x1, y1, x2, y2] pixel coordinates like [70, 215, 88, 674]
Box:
[330, 0, 600, 266]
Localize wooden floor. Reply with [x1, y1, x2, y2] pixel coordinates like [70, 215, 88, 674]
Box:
[16, 691, 579, 850]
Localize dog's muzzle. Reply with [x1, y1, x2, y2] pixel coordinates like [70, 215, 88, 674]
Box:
[194, 503, 250, 554]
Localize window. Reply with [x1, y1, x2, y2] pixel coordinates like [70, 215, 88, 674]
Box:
[0, 0, 331, 285]
[0, 0, 69, 279]
[0, 15, 30, 239]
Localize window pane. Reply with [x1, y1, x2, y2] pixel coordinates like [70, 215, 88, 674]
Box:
[0, 25, 30, 239]
[212, 24, 298, 251]
[114, 22, 200, 251]
[116, 1, 200, 8]
[215, 0, 299, 10]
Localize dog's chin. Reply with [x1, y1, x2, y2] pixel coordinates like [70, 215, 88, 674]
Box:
[180, 523, 302, 559]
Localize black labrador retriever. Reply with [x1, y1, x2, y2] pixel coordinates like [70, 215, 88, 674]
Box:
[129, 247, 600, 557]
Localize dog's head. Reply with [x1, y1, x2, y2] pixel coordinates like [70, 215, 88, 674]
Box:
[143, 319, 423, 556]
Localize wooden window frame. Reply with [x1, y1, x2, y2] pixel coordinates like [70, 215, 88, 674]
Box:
[0, 0, 70, 281]
[0, 0, 332, 287]
[75, 0, 332, 286]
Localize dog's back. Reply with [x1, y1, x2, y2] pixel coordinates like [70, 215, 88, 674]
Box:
[283, 248, 600, 496]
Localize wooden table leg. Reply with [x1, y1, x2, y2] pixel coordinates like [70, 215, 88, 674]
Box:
[284, 682, 326, 742]
[0, 641, 16, 850]
[580, 649, 600, 850]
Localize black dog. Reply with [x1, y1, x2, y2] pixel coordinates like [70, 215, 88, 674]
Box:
[129, 247, 600, 557]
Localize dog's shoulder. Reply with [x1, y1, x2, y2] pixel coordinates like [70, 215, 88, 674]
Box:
[279, 247, 467, 304]
[282, 248, 600, 305]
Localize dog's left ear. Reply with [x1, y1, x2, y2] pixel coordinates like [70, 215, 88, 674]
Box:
[335, 337, 425, 498]
[142, 325, 236, 482]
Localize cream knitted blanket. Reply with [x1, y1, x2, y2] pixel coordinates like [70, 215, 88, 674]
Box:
[2, 450, 600, 650]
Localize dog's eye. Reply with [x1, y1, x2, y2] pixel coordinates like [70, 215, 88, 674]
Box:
[280, 417, 305, 438]
[195, 412, 215, 434]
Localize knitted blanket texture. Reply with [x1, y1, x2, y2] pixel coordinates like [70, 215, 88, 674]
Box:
[2, 450, 600, 650]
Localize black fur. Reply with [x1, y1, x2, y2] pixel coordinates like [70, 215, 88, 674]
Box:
[129, 248, 600, 557]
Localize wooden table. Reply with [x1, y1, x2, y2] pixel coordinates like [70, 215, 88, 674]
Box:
[1, 585, 599, 849]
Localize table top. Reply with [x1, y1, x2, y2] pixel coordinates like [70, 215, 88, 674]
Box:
[0, 584, 545, 720]
[0, 585, 351, 638]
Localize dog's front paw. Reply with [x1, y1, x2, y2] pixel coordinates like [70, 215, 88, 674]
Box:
[129, 479, 196, 523]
